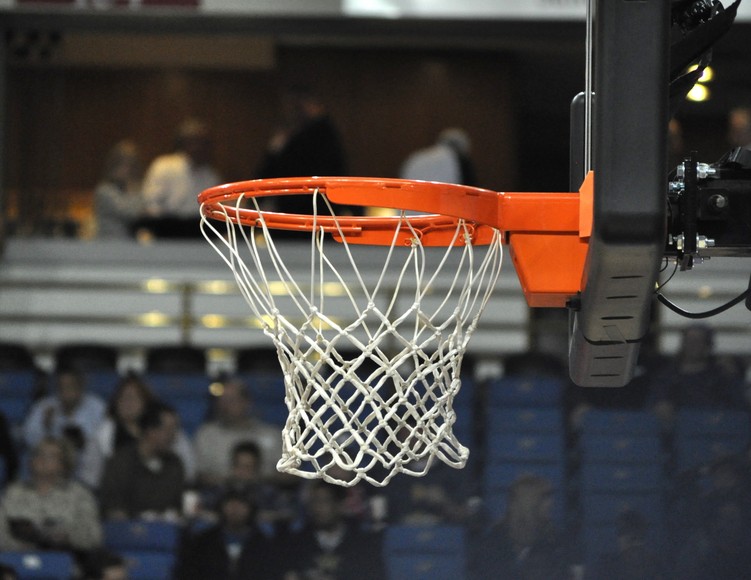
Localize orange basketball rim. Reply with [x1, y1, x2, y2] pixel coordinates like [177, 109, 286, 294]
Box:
[198, 172, 594, 309]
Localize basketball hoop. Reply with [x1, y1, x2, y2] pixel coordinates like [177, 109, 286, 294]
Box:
[199, 177, 505, 486]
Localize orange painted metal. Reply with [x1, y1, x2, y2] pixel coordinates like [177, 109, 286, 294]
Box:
[198, 175, 593, 307]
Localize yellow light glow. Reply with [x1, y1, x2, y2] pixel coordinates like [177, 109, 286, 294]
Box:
[699, 66, 714, 82]
[136, 311, 171, 327]
[209, 381, 224, 397]
[201, 314, 228, 328]
[698, 285, 713, 299]
[322, 282, 348, 297]
[267, 281, 290, 295]
[687, 84, 710, 102]
[200, 280, 235, 294]
[143, 278, 171, 293]
[687, 64, 714, 83]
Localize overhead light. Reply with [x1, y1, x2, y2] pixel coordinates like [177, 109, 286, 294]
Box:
[699, 66, 714, 83]
[687, 64, 714, 83]
[687, 84, 710, 102]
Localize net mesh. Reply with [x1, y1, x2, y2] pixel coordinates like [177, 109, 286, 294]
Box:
[200, 190, 503, 486]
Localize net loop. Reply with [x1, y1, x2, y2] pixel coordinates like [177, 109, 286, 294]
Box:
[200, 186, 503, 487]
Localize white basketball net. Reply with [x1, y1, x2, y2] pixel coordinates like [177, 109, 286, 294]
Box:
[200, 191, 503, 486]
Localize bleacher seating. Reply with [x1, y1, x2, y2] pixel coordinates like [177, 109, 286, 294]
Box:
[103, 519, 181, 553]
[0, 551, 75, 580]
[121, 551, 176, 580]
[483, 377, 568, 524]
[384, 524, 466, 580]
[672, 408, 751, 472]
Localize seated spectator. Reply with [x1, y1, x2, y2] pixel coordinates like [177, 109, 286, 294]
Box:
[194, 378, 282, 486]
[379, 420, 475, 525]
[140, 118, 221, 239]
[174, 486, 281, 580]
[99, 401, 185, 520]
[80, 550, 128, 580]
[283, 481, 385, 580]
[650, 324, 747, 426]
[0, 437, 102, 557]
[471, 474, 571, 580]
[199, 440, 300, 533]
[673, 491, 751, 580]
[22, 368, 106, 456]
[586, 508, 664, 580]
[94, 139, 145, 239]
[79, 373, 195, 488]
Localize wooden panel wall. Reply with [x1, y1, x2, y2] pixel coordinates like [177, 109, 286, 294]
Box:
[5, 44, 518, 232]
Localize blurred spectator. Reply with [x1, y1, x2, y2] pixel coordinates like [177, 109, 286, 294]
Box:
[0, 564, 16, 580]
[650, 324, 747, 427]
[379, 421, 475, 525]
[197, 440, 300, 534]
[0, 437, 102, 556]
[141, 118, 221, 238]
[80, 550, 129, 580]
[78, 373, 195, 488]
[471, 474, 571, 580]
[193, 378, 282, 485]
[586, 508, 664, 580]
[673, 491, 751, 580]
[173, 486, 281, 580]
[400, 128, 477, 186]
[283, 481, 385, 580]
[99, 401, 184, 520]
[727, 106, 751, 149]
[94, 140, 145, 239]
[255, 85, 348, 215]
[22, 369, 106, 464]
[0, 410, 19, 483]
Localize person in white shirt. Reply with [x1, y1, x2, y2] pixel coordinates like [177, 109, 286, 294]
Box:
[142, 118, 221, 236]
[400, 127, 477, 186]
[193, 378, 282, 486]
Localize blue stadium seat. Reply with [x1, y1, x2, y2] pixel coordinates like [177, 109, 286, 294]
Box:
[384, 524, 466, 580]
[144, 372, 212, 402]
[0, 551, 75, 580]
[172, 398, 210, 435]
[236, 372, 285, 403]
[0, 397, 32, 427]
[103, 519, 181, 553]
[384, 524, 466, 554]
[673, 435, 749, 472]
[483, 459, 566, 493]
[0, 370, 37, 399]
[122, 550, 176, 580]
[387, 553, 466, 580]
[486, 376, 564, 407]
[674, 409, 751, 439]
[254, 400, 289, 427]
[672, 409, 751, 472]
[486, 432, 564, 463]
[578, 433, 663, 464]
[580, 463, 665, 493]
[580, 516, 665, 567]
[580, 490, 664, 527]
[486, 407, 564, 434]
[83, 370, 122, 399]
[578, 409, 661, 435]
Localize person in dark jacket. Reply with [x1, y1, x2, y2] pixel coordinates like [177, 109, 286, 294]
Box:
[283, 480, 385, 580]
[173, 485, 281, 580]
